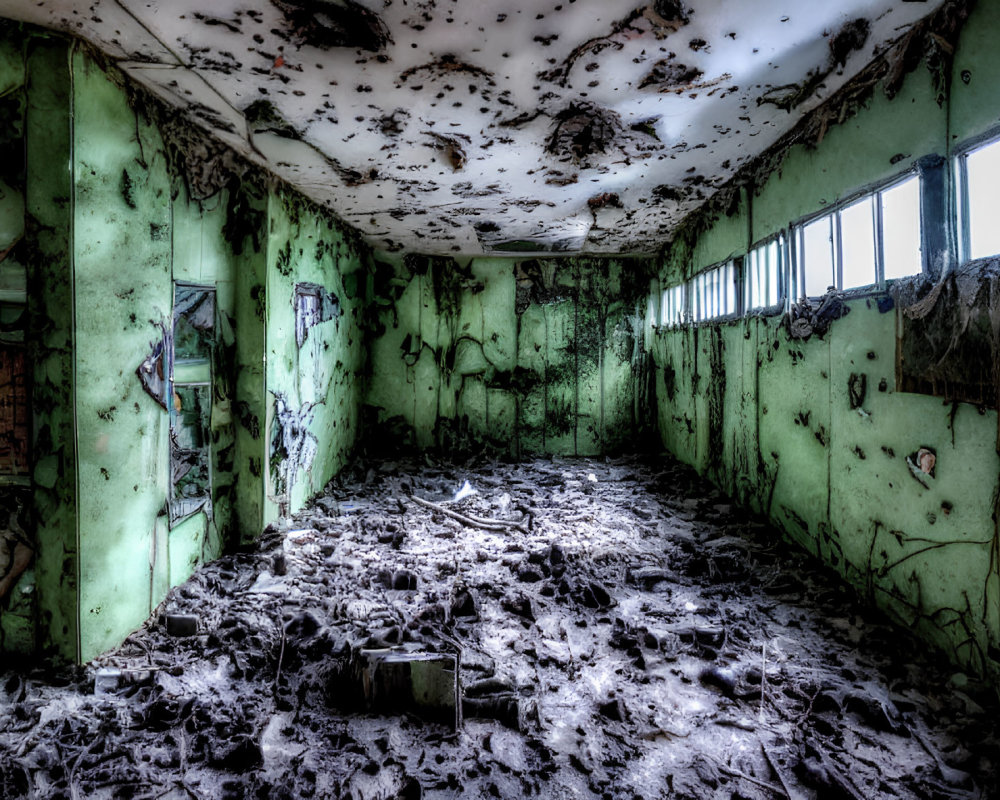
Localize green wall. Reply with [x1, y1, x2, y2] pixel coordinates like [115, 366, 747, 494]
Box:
[0, 26, 374, 663]
[264, 188, 367, 519]
[366, 255, 652, 457]
[652, 0, 1000, 684]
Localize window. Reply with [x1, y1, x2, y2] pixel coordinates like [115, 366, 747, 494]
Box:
[691, 261, 736, 323]
[745, 235, 784, 311]
[660, 283, 685, 328]
[169, 284, 215, 523]
[792, 174, 922, 297]
[958, 136, 1000, 261]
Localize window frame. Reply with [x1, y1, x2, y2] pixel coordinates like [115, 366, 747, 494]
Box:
[690, 259, 738, 325]
[168, 282, 216, 526]
[743, 232, 788, 316]
[790, 169, 922, 300]
[953, 129, 1000, 265]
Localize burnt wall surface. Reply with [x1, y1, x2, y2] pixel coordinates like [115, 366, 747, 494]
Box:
[652, 0, 1000, 687]
[366, 255, 652, 457]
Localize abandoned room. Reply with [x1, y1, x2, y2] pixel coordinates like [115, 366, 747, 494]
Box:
[1, 0, 1000, 797]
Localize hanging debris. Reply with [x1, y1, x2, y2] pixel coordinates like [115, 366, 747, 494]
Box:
[546, 103, 622, 162]
[787, 289, 851, 340]
[422, 131, 469, 171]
[270, 0, 393, 52]
[136, 333, 168, 411]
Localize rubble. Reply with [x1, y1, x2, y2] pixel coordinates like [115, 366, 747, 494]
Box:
[0, 454, 997, 798]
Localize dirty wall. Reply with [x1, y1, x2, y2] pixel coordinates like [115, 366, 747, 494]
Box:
[366, 255, 652, 457]
[652, 0, 1000, 686]
[263, 188, 368, 520]
[0, 24, 373, 664]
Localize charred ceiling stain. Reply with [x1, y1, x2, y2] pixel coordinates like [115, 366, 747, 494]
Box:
[270, 0, 392, 52]
[0, 0, 959, 255]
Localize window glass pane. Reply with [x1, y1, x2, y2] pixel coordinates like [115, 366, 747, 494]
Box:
[173, 287, 215, 363]
[881, 176, 922, 280]
[802, 216, 834, 296]
[840, 196, 876, 289]
[746, 241, 781, 310]
[725, 262, 735, 314]
[967, 140, 1000, 260]
[766, 239, 781, 306]
[746, 250, 759, 310]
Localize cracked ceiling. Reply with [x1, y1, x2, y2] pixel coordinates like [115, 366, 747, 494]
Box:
[0, 0, 946, 256]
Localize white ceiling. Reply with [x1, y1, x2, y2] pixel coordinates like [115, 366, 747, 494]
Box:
[0, 1, 945, 256]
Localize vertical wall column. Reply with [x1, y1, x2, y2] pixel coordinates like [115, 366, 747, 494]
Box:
[25, 39, 78, 663]
[232, 183, 268, 542]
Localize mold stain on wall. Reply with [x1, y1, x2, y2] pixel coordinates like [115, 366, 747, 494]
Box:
[650, 0, 1000, 686]
[365, 253, 654, 458]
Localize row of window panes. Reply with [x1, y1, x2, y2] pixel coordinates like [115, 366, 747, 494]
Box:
[794, 175, 922, 297]
[657, 171, 925, 327]
[657, 128, 1000, 327]
[659, 243, 781, 326]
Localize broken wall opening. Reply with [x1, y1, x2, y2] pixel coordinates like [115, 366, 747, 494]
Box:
[169, 284, 216, 524]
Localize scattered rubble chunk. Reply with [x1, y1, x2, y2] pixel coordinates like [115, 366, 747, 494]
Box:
[0, 454, 996, 799]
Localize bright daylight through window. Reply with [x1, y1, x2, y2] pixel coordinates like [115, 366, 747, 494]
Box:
[794, 174, 922, 296]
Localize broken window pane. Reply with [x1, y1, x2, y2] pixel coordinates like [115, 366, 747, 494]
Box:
[840, 195, 876, 290]
[169, 285, 215, 523]
[801, 215, 835, 297]
[966, 138, 1000, 261]
[881, 176, 922, 280]
[169, 384, 212, 521]
[173, 286, 215, 363]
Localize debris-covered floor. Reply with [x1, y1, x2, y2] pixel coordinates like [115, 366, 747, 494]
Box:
[1, 455, 998, 800]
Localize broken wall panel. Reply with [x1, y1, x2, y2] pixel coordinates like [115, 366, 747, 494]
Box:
[366, 255, 653, 458]
[1, 21, 374, 664]
[231, 181, 268, 544]
[264, 187, 368, 519]
[652, 0, 1000, 687]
